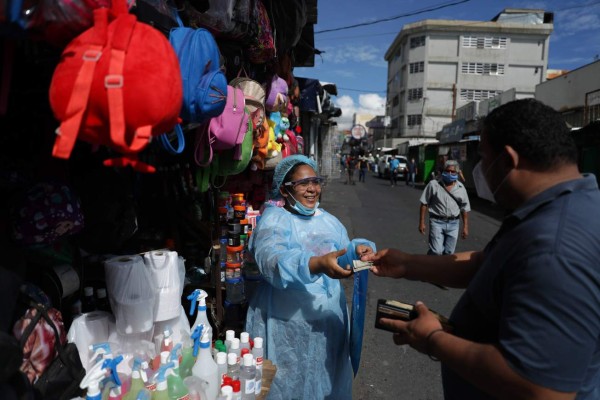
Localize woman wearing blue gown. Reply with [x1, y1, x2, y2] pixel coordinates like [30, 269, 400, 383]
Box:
[245, 155, 374, 399]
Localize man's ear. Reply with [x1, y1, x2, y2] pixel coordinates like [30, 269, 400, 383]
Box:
[505, 145, 520, 169]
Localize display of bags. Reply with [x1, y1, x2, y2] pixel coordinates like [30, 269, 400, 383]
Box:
[49, 0, 182, 173]
[245, 0, 275, 64]
[169, 18, 227, 124]
[194, 85, 250, 167]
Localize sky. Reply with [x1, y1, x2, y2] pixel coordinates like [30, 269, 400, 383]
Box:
[294, 0, 600, 130]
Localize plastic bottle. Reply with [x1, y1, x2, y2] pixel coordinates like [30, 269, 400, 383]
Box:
[135, 389, 151, 400]
[212, 340, 225, 358]
[251, 338, 263, 397]
[168, 343, 182, 376]
[226, 353, 239, 381]
[161, 327, 174, 353]
[179, 332, 196, 379]
[183, 376, 207, 400]
[83, 286, 97, 313]
[220, 385, 233, 400]
[231, 380, 241, 400]
[239, 354, 255, 400]
[123, 358, 148, 400]
[99, 356, 124, 400]
[96, 288, 111, 313]
[224, 330, 235, 354]
[250, 338, 263, 374]
[191, 325, 219, 400]
[187, 289, 213, 345]
[166, 348, 189, 400]
[215, 352, 228, 385]
[239, 333, 250, 352]
[80, 359, 109, 400]
[230, 339, 241, 365]
[152, 362, 174, 400]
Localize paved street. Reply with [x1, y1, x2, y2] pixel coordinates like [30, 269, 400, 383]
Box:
[320, 171, 504, 399]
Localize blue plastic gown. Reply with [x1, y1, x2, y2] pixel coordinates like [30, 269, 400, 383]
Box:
[246, 204, 361, 399]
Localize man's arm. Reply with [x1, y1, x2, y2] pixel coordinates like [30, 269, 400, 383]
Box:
[428, 329, 576, 400]
[419, 204, 428, 235]
[460, 210, 469, 239]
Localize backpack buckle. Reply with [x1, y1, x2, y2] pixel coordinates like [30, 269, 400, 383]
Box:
[104, 75, 123, 89]
[82, 49, 102, 62]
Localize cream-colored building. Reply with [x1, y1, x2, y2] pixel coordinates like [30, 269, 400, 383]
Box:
[384, 8, 553, 139]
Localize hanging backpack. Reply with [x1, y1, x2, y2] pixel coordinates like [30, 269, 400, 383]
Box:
[49, 0, 182, 173]
[169, 16, 227, 124]
[230, 72, 266, 130]
[265, 74, 288, 112]
[245, 0, 275, 64]
[194, 85, 250, 167]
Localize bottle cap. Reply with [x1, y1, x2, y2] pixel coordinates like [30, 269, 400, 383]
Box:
[216, 352, 227, 364]
[96, 288, 107, 299]
[84, 286, 94, 297]
[226, 330, 235, 341]
[227, 353, 237, 365]
[223, 376, 233, 386]
[231, 338, 240, 349]
[232, 380, 241, 392]
[240, 332, 249, 343]
[243, 353, 253, 366]
[241, 348, 249, 357]
[253, 337, 263, 349]
[220, 385, 233, 395]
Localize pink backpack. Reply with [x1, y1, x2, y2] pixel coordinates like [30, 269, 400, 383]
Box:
[194, 85, 250, 167]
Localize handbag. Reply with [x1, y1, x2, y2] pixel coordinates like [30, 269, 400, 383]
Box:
[15, 299, 85, 400]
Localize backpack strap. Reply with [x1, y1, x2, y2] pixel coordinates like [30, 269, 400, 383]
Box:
[52, 8, 108, 159]
[194, 123, 214, 167]
[106, 14, 152, 153]
[159, 124, 185, 154]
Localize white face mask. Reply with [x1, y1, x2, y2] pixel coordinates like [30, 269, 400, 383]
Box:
[473, 152, 512, 203]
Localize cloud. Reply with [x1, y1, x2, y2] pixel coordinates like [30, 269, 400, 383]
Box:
[555, 4, 600, 37]
[332, 93, 386, 130]
[320, 43, 386, 67]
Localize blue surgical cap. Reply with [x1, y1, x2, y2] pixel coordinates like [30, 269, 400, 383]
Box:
[271, 155, 318, 199]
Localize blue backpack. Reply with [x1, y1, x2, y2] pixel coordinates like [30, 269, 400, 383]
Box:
[169, 18, 227, 123]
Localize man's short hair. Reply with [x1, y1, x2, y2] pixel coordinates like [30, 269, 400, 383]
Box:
[481, 98, 577, 169]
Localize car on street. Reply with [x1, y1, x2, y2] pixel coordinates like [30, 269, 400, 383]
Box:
[377, 155, 408, 179]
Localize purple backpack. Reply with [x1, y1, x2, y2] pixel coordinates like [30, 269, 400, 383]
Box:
[194, 85, 251, 167]
[265, 74, 288, 112]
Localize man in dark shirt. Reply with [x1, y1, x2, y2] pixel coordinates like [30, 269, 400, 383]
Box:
[364, 99, 600, 399]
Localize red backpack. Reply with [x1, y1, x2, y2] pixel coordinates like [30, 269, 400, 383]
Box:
[49, 0, 182, 173]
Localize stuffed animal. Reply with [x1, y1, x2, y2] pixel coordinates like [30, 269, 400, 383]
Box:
[266, 117, 282, 157]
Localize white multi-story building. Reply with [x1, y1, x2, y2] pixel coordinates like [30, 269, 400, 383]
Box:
[384, 8, 554, 138]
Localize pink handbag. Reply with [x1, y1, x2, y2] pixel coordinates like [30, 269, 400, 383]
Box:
[194, 85, 250, 167]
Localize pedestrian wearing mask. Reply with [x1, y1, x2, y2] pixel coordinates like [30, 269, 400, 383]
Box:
[245, 154, 375, 399]
[363, 98, 600, 399]
[419, 160, 470, 255]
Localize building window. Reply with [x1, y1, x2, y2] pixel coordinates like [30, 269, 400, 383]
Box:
[392, 95, 399, 107]
[410, 35, 426, 49]
[409, 61, 425, 73]
[407, 88, 423, 101]
[459, 89, 501, 101]
[394, 48, 401, 62]
[462, 36, 507, 49]
[407, 114, 422, 126]
[461, 62, 505, 75]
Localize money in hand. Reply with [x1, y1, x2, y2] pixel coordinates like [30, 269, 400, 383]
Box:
[352, 260, 373, 272]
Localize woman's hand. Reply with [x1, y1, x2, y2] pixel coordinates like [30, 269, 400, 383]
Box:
[309, 249, 353, 279]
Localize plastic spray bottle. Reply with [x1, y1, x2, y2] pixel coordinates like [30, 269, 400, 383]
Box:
[88, 342, 113, 367]
[179, 332, 196, 379]
[167, 344, 189, 400]
[80, 359, 110, 400]
[102, 356, 125, 400]
[187, 289, 212, 345]
[191, 325, 219, 400]
[123, 358, 148, 400]
[152, 362, 175, 400]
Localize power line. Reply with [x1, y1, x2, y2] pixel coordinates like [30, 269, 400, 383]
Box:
[315, 0, 471, 34]
[337, 87, 387, 93]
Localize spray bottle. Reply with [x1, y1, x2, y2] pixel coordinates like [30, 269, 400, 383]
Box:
[102, 356, 125, 400]
[191, 325, 219, 400]
[123, 358, 148, 400]
[80, 359, 109, 400]
[88, 342, 113, 367]
[152, 362, 175, 400]
[167, 344, 190, 399]
[178, 331, 196, 379]
[161, 326, 174, 353]
[187, 289, 212, 344]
